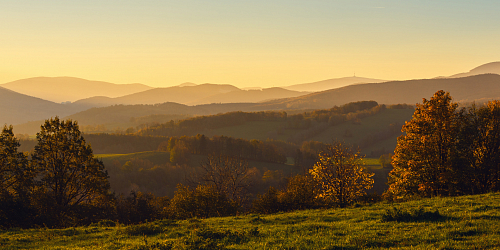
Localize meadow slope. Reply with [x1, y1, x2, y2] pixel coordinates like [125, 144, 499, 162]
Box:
[2, 192, 499, 249]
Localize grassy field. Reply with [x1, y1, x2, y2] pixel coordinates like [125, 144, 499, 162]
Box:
[2, 192, 499, 249]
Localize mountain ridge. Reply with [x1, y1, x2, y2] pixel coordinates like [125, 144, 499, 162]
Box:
[1, 77, 153, 103]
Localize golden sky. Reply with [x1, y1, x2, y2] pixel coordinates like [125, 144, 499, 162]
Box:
[1, 1, 499, 88]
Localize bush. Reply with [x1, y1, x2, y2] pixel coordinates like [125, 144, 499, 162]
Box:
[382, 207, 442, 222]
[167, 184, 238, 219]
[252, 187, 281, 214]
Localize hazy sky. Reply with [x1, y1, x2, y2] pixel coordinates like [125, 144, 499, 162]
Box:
[1, 0, 499, 88]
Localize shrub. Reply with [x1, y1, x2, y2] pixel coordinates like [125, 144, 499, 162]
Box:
[168, 184, 238, 219]
[252, 187, 281, 214]
[382, 206, 442, 222]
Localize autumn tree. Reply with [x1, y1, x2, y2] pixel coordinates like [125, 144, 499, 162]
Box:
[31, 117, 111, 226]
[309, 141, 374, 207]
[387, 90, 461, 199]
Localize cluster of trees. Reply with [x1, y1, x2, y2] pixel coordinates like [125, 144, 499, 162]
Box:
[0, 118, 113, 228]
[116, 142, 375, 221]
[285, 102, 412, 145]
[386, 90, 500, 199]
[285, 101, 380, 129]
[159, 135, 288, 165]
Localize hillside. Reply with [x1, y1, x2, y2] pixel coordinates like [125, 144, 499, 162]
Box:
[257, 74, 500, 110]
[1, 77, 152, 103]
[450, 61, 500, 78]
[0, 86, 81, 125]
[2, 192, 499, 249]
[283, 76, 386, 92]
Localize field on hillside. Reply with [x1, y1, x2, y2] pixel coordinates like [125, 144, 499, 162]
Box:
[2, 192, 499, 249]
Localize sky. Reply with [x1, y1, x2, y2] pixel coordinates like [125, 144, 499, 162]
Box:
[1, 0, 499, 88]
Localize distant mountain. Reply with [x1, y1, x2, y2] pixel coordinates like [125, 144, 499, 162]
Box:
[0, 86, 81, 125]
[282, 76, 386, 92]
[72, 83, 242, 107]
[1, 77, 153, 103]
[186, 87, 308, 105]
[256, 74, 500, 110]
[450, 62, 500, 78]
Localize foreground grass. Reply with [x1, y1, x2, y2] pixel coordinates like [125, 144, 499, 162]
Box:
[2, 193, 500, 249]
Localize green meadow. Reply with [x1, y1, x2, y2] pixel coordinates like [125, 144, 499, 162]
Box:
[2, 192, 499, 249]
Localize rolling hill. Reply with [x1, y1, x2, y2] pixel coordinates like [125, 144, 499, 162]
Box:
[1, 77, 153, 103]
[256, 74, 500, 110]
[72, 84, 309, 107]
[450, 61, 500, 78]
[282, 76, 386, 92]
[71, 83, 241, 107]
[0, 86, 80, 125]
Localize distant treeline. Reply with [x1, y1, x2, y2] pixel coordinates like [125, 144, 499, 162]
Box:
[134, 101, 413, 141]
[135, 111, 287, 137]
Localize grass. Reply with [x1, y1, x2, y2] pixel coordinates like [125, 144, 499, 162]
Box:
[3, 192, 500, 249]
[96, 151, 172, 166]
[362, 158, 380, 167]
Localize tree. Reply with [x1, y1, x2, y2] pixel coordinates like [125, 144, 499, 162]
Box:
[458, 101, 500, 194]
[379, 153, 393, 168]
[197, 154, 253, 206]
[309, 141, 374, 207]
[0, 125, 31, 197]
[169, 140, 190, 165]
[0, 125, 34, 227]
[387, 90, 460, 199]
[31, 117, 111, 226]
